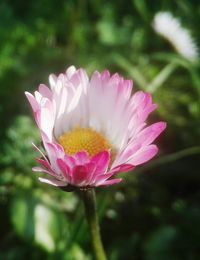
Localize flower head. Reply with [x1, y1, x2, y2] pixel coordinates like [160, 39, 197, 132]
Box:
[153, 11, 198, 62]
[25, 66, 166, 189]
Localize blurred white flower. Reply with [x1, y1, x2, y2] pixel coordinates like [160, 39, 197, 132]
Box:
[153, 11, 198, 62]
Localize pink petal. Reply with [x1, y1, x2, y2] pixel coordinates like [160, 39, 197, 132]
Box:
[44, 142, 65, 172]
[64, 154, 77, 169]
[99, 178, 122, 186]
[66, 66, 76, 79]
[72, 165, 90, 186]
[114, 122, 166, 167]
[25, 92, 39, 112]
[36, 158, 51, 170]
[113, 143, 141, 167]
[131, 91, 146, 107]
[32, 166, 58, 178]
[84, 162, 97, 184]
[39, 84, 53, 99]
[34, 90, 42, 103]
[49, 74, 57, 89]
[110, 164, 135, 173]
[130, 91, 157, 122]
[135, 122, 166, 146]
[32, 166, 51, 174]
[46, 142, 65, 157]
[128, 145, 158, 165]
[57, 158, 71, 182]
[38, 177, 67, 187]
[34, 109, 41, 127]
[100, 70, 110, 81]
[94, 172, 116, 186]
[39, 104, 55, 140]
[74, 151, 90, 164]
[91, 151, 110, 173]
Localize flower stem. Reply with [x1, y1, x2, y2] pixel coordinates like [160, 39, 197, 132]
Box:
[82, 189, 107, 260]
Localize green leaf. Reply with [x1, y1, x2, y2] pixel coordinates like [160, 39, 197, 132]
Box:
[147, 62, 177, 93]
[144, 226, 177, 260]
[34, 204, 60, 252]
[11, 195, 35, 241]
[11, 194, 68, 253]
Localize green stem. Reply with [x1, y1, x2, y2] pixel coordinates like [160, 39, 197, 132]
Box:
[82, 189, 107, 260]
[135, 146, 200, 174]
[147, 62, 177, 93]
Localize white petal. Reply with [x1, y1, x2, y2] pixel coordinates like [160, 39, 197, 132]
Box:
[49, 74, 57, 89]
[38, 177, 67, 186]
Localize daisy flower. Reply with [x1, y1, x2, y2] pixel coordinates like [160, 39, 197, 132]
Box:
[25, 66, 166, 189]
[153, 11, 198, 62]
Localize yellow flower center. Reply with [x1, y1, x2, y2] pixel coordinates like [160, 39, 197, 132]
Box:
[58, 127, 113, 157]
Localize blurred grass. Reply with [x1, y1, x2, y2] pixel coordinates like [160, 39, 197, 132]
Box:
[0, 0, 200, 259]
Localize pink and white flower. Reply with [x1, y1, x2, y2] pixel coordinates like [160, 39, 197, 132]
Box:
[25, 66, 166, 189]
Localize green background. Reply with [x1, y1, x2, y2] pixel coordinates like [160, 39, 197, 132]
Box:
[0, 0, 200, 259]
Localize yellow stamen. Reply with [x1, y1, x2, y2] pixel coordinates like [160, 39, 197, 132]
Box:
[58, 127, 113, 158]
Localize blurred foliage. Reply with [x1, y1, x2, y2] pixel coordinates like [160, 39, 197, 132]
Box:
[0, 0, 200, 259]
